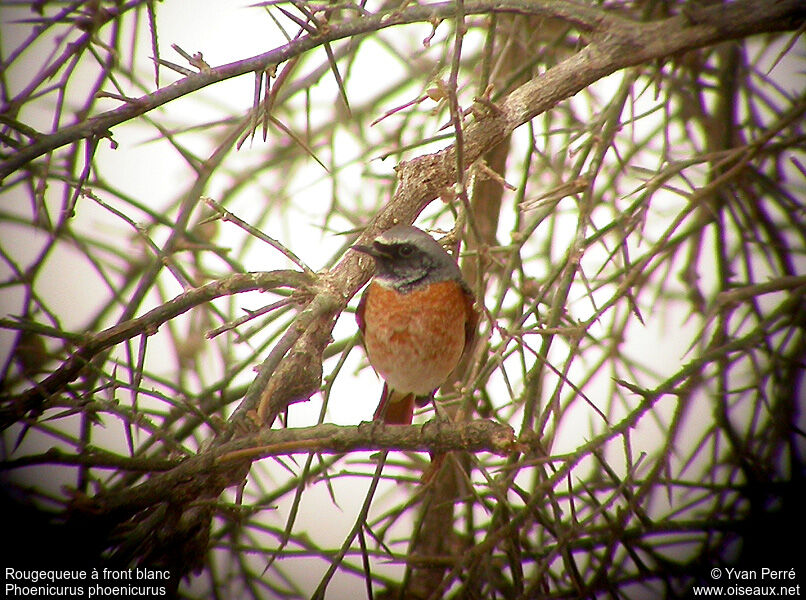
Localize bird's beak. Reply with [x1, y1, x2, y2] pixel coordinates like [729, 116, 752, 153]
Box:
[351, 244, 378, 258]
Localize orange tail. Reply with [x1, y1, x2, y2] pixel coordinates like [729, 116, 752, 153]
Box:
[374, 384, 415, 424]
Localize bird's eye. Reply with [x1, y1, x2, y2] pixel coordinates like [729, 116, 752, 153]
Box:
[397, 244, 414, 257]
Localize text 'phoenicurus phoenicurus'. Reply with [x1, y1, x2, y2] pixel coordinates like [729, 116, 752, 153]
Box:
[353, 225, 479, 424]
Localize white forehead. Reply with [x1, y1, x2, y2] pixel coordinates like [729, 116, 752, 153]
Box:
[376, 225, 437, 248]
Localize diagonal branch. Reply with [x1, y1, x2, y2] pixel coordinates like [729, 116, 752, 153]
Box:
[0, 270, 313, 429]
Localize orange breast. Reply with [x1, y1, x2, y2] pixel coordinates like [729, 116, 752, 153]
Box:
[362, 280, 470, 396]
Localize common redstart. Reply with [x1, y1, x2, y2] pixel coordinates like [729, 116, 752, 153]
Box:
[354, 225, 478, 424]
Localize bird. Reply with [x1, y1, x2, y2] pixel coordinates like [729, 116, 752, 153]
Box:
[353, 225, 478, 425]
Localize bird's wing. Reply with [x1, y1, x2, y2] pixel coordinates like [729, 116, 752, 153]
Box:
[355, 283, 369, 336]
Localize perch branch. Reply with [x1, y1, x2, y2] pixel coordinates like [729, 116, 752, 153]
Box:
[65, 420, 516, 516]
